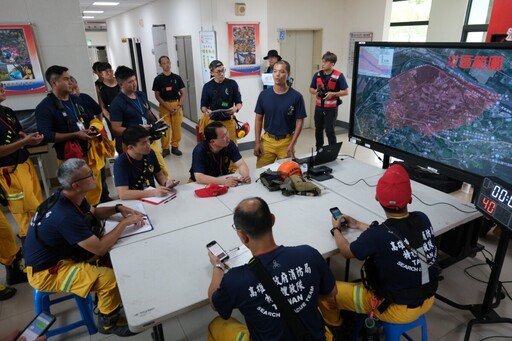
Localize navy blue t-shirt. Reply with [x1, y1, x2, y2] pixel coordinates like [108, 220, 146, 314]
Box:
[350, 211, 438, 305]
[35, 94, 96, 159]
[189, 140, 242, 181]
[254, 88, 307, 136]
[200, 78, 242, 110]
[114, 150, 161, 190]
[0, 105, 30, 166]
[78, 93, 102, 117]
[212, 245, 335, 341]
[109, 91, 154, 128]
[24, 193, 94, 270]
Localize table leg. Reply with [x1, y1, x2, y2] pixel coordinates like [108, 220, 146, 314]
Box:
[35, 155, 50, 198]
[151, 324, 165, 341]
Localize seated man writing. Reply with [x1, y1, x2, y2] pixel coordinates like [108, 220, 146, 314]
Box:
[207, 197, 337, 341]
[190, 121, 251, 187]
[321, 164, 438, 330]
[24, 158, 146, 337]
[114, 126, 177, 200]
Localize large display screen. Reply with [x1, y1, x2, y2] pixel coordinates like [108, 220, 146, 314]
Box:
[349, 42, 512, 186]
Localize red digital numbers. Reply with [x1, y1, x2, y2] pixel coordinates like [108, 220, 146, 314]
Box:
[482, 197, 497, 215]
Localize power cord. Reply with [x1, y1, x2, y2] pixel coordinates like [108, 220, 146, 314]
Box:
[412, 193, 478, 214]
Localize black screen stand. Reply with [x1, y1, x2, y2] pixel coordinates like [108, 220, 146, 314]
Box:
[435, 227, 512, 341]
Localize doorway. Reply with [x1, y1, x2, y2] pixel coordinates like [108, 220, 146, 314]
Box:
[175, 36, 198, 123]
[280, 30, 322, 128]
[152, 25, 168, 75]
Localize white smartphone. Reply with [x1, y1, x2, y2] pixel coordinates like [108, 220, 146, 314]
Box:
[17, 311, 56, 341]
[206, 240, 229, 262]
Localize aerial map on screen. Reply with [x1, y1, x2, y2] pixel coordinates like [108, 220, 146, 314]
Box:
[352, 43, 512, 185]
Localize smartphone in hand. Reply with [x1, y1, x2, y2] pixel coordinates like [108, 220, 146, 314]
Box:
[329, 207, 347, 227]
[17, 311, 56, 341]
[167, 180, 180, 189]
[206, 240, 229, 262]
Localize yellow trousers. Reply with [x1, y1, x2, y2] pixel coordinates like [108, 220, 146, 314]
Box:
[0, 211, 18, 266]
[319, 282, 435, 325]
[198, 114, 238, 145]
[151, 140, 169, 178]
[256, 133, 293, 168]
[27, 259, 121, 315]
[159, 101, 183, 150]
[0, 160, 43, 237]
[57, 157, 102, 207]
[208, 316, 334, 341]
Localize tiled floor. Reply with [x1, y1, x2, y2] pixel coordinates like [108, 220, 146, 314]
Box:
[1, 127, 511, 340]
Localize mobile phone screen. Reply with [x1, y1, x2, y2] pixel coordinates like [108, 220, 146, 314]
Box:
[207, 241, 229, 262]
[330, 207, 347, 227]
[18, 311, 56, 341]
[330, 207, 342, 219]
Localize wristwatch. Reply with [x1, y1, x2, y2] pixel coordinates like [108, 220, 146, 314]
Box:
[330, 227, 342, 236]
[115, 204, 123, 213]
[214, 263, 225, 272]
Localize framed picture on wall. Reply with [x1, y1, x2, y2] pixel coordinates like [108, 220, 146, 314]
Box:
[227, 22, 260, 77]
[0, 24, 46, 95]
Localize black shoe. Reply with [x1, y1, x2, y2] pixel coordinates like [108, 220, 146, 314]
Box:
[6, 250, 27, 285]
[171, 147, 182, 156]
[98, 310, 137, 337]
[0, 284, 16, 301]
[162, 149, 170, 157]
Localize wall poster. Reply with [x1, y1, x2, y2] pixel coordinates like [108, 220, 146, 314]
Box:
[199, 31, 217, 84]
[227, 22, 260, 77]
[0, 24, 45, 95]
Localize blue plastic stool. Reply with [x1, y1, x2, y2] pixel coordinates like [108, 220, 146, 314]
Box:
[33, 289, 97, 338]
[381, 314, 428, 341]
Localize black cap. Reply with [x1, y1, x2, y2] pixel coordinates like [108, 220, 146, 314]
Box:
[209, 60, 224, 71]
[263, 50, 282, 60]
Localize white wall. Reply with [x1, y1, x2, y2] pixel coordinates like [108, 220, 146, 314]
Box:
[106, 0, 267, 142]
[1, 0, 95, 111]
[267, 0, 391, 123]
[427, 0, 468, 42]
[2, 0, 99, 181]
[85, 31, 109, 46]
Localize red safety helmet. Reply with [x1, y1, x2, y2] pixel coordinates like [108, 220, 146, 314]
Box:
[278, 160, 302, 181]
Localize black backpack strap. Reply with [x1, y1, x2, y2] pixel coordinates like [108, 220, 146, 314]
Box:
[248, 257, 311, 341]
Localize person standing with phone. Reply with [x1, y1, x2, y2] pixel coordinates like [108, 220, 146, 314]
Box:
[24, 158, 146, 337]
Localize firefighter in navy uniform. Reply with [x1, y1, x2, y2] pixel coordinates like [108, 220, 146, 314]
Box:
[198, 60, 243, 144]
[0, 82, 43, 291]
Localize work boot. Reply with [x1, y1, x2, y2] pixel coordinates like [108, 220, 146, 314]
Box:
[98, 309, 137, 337]
[171, 147, 182, 156]
[0, 283, 16, 301]
[161, 149, 170, 157]
[6, 250, 27, 285]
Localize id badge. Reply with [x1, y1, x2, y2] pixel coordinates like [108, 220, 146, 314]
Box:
[221, 101, 229, 108]
[76, 121, 85, 130]
[141, 117, 148, 125]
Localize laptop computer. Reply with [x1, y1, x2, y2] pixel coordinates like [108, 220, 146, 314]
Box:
[313, 142, 343, 166]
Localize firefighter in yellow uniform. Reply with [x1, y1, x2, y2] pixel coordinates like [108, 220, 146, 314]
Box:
[152, 56, 186, 157]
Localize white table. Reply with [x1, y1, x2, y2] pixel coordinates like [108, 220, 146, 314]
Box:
[109, 158, 482, 336]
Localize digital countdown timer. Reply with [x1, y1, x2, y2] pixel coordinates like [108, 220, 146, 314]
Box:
[475, 177, 512, 231]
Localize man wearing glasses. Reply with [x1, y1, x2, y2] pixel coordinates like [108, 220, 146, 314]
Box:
[190, 122, 250, 187]
[198, 60, 243, 144]
[24, 158, 146, 337]
[207, 197, 337, 340]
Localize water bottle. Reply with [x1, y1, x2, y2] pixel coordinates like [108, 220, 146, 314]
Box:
[363, 317, 380, 341]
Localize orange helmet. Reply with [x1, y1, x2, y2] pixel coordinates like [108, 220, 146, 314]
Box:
[278, 160, 302, 181]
